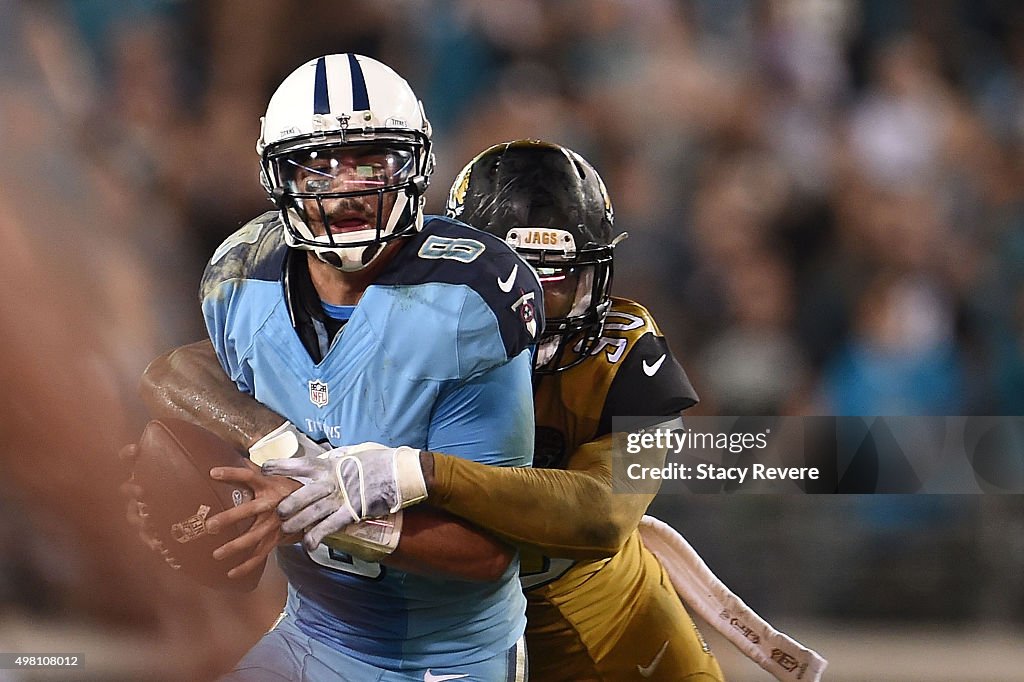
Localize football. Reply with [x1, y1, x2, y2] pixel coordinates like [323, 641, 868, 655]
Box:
[133, 418, 264, 591]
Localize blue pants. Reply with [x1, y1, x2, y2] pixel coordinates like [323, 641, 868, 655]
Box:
[219, 614, 528, 682]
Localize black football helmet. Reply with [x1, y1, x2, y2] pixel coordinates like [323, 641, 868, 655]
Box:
[446, 140, 618, 372]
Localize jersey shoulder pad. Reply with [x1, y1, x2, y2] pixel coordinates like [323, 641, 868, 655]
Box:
[603, 298, 664, 341]
[200, 212, 287, 302]
[377, 216, 544, 361]
[595, 298, 698, 435]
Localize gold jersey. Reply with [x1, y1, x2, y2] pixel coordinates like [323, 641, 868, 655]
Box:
[531, 297, 696, 469]
[430, 297, 722, 680]
[522, 297, 721, 681]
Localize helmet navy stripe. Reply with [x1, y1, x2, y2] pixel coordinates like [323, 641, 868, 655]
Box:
[313, 56, 330, 114]
[347, 53, 370, 111]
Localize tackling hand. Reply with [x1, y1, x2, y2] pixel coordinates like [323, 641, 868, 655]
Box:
[262, 442, 428, 548]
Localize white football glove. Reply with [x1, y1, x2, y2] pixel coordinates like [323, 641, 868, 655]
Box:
[262, 442, 428, 549]
[248, 421, 327, 465]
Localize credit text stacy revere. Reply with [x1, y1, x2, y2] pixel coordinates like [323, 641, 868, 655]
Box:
[626, 462, 820, 484]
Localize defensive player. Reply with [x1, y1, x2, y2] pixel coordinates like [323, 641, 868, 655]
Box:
[128, 55, 540, 681]
[149, 141, 724, 680]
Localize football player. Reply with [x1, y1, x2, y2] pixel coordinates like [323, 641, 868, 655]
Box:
[147, 140, 725, 680]
[434, 140, 724, 680]
[126, 55, 540, 681]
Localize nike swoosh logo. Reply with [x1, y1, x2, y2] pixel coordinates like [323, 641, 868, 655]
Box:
[497, 264, 518, 293]
[424, 672, 469, 682]
[643, 354, 666, 376]
[637, 640, 669, 677]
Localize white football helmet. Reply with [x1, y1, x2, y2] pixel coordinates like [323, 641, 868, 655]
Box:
[257, 54, 434, 271]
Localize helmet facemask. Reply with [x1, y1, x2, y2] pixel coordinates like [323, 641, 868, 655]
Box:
[527, 247, 614, 373]
[263, 134, 430, 271]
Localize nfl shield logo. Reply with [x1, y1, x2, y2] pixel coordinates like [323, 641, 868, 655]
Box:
[309, 380, 329, 407]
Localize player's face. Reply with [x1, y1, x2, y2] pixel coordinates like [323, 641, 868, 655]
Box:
[278, 145, 414, 237]
[537, 266, 585, 319]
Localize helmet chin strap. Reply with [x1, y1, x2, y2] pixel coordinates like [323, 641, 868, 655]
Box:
[360, 243, 381, 266]
[312, 242, 377, 272]
[315, 250, 346, 269]
[534, 338, 560, 369]
[284, 189, 417, 272]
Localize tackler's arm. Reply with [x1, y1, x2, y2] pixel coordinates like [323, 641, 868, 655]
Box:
[141, 339, 281, 451]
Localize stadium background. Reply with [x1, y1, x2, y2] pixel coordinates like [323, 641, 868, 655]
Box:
[1, 0, 1023, 679]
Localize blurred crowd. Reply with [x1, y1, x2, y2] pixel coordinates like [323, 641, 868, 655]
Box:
[2, 0, 1024, 676]
[8, 0, 1024, 415]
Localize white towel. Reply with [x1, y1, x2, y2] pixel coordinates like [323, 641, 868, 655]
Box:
[638, 515, 828, 681]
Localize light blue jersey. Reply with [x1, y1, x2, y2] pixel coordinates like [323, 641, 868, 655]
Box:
[201, 213, 542, 672]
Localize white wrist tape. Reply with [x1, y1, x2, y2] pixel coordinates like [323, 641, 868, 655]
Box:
[249, 421, 326, 465]
[323, 510, 404, 563]
[392, 445, 428, 510]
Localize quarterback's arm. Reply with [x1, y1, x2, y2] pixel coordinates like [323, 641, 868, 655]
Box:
[141, 339, 513, 582]
[427, 430, 665, 560]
